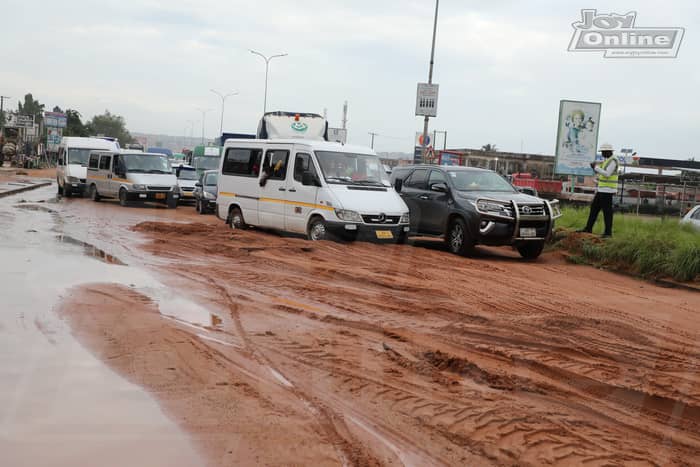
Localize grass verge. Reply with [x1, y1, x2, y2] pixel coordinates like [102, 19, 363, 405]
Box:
[554, 208, 700, 282]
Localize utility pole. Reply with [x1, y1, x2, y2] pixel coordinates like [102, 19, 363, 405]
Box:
[210, 89, 238, 140]
[195, 108, 212, 145]
[250, 50, 288, 114]
[342, 101, 348, 130]
[421, 0, 440, 163]
[368, 132, 379, 149]
[0, 96, 10, 133]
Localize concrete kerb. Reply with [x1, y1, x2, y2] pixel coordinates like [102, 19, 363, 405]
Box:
[0, 181, 52, 199]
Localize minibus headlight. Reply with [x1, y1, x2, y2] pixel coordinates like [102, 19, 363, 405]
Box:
[400, 212, 410, 224]
[66, 176, 80, 183]
[132, 184, 146, 190]
[335, 209, 362, 222]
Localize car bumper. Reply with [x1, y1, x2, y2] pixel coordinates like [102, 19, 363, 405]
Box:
[325, 221, 410, 242]
[474, 199, 562, 245]
[67, 182, 87, 193]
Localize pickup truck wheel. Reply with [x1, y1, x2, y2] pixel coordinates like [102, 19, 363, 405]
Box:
[119, 188, 129, 207]
[517, 241, 545, 260]
[90, 184, 101, 202]
[166, 196, 178, 209]
[196, 199, 205, 215]
[307, 217, 328, 241]
[446, 217, 474, 256]
[229, 207, 246, 229]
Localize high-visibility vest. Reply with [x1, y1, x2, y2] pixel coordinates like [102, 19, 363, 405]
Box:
[598, 156, 619, 191]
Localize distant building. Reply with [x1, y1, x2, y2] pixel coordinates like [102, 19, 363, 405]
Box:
[438, 148, 557, 179]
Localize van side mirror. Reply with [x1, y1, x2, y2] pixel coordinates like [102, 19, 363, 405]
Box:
[195, 182, 202, 188]
[302, 171, 320, 187]
[431, 183, 448, 193]
[394, 178, 403, 193]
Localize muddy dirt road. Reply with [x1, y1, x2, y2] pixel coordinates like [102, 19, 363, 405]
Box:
[2, 185, 699, 466]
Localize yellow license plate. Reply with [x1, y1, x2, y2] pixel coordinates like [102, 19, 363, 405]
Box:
[155, 193, 166, 200]
[375, 230, 394, 239]
[184, 192, 193, 197]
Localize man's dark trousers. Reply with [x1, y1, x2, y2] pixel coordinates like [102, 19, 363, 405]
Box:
[584, 192, 613, 235]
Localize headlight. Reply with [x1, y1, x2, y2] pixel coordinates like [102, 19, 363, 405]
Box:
[400, 212, 410, 224]
[132, 184, 146, 190]
[203, 191, 216, 200]
[172, 185, 180, 192]
[475, 201, 514, 217]
[67, 176, 80, 183]
[335, 209, 363, 222]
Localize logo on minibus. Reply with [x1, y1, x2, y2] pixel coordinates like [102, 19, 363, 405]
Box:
[291, 122, 309, 133]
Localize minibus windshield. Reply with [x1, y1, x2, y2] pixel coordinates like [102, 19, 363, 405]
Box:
[315, 151, 389, 186]
[123, 155, 172, 174]
[67, 148, 95, 166]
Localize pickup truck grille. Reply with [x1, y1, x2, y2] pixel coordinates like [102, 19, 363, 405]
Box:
[180, 187, 195, 192]
[518, 205, 546, 216]
[362, 215, 400, 225]
[148, 186, 172, 192]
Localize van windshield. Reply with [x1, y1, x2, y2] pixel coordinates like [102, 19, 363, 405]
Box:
[177, 169, 198, 180]
[122, 155, 172, 174]
[315, 151, 389, 186]
[68, 148, 96, 166]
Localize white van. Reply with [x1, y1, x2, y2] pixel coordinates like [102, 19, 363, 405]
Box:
[86, 151, 180, 208]
[216, 139, 410, 242]
[57, 137, 119, 197]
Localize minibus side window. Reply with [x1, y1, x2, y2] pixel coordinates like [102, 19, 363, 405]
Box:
[88, 154, 100, 169]
[222, 148, 262, 177]
[263, 150, 290, 180]
[293, 153, 317, 182]
[99, 155, 111, 171]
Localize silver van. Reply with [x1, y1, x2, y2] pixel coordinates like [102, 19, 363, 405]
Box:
[87, 151, 180, 208]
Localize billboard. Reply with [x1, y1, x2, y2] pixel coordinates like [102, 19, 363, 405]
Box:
[415, 83, 439, 117]
[47, 128, 62, 152]
[554, 100, 601, 175]
[44, 112, 67, 128]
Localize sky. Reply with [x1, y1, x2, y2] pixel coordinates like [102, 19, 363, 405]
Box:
[2, 0, 698, 158]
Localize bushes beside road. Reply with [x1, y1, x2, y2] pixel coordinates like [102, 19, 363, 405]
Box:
[554, 208, 700, 282]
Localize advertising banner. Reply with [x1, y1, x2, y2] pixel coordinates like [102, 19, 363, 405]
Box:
[555, 100, 601, 175]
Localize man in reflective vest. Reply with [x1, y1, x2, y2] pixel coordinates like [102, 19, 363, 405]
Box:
[579, 143, 619, 237]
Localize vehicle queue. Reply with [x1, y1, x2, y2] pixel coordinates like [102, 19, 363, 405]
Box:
[62, 112, 562, 260]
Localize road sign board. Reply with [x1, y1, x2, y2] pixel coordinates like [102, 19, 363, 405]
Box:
[328, 127, 347, 144]
[415, 83, 439, 117]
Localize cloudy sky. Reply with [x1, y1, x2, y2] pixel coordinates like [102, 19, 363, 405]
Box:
[3, 0, 698, 158]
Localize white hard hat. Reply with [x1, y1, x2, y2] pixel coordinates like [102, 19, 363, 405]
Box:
[600, 143, 614, 152]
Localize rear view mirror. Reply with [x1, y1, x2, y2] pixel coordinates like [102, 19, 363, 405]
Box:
[394, 178, 403, 193]
[431, 183, 448, 193]
[195, 182, 202, 188]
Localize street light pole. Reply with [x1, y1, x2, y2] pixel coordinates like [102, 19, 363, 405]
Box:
[195, 108, 212, 145]
[368, 132, 378, 149]
[210, 89, 238, 139]
[0, 96, 10, 133]
[421, 0, 440, 163]
[250, 50, 288, 114]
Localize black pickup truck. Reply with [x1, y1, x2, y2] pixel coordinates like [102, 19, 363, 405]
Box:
[390, 165, 561, 259]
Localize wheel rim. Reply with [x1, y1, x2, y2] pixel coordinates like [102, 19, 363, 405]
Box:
[310, 222, 326, 241]
[231, 213, 243, 229]
[450, 223, 464, 251]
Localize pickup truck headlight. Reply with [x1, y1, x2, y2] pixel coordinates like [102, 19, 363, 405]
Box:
[203, 191, 216, 200]
[399, 212, 410, 224]
[475, 201, 514, 217]
[132, 184, 146, 190]
[335, 209, 363, 222]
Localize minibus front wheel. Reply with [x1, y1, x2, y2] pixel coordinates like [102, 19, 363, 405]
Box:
[229, 207, 246, 230]
[307, 216, 328, 241]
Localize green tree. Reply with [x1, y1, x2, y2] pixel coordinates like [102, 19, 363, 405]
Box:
[52, 105, 64, 113]
[17, 93, 45, 124]
[86, 110, 135, 145]
[481, 143, 498, 152]
[64, 109, 89, 137]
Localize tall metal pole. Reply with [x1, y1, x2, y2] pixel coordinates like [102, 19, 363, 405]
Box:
[0, 96, 10, 134]
[369, 132, 378, 149]
[196, 109, 212, 145]
[211, 89, 238, 140]
[421, 0, 440, 163]
[250, 50, 288, 114]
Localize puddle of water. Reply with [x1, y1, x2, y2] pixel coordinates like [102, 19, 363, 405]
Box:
[55, 234, 126, 266]
[14, 204, 56, 213]
[146, 291, 224, 330]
